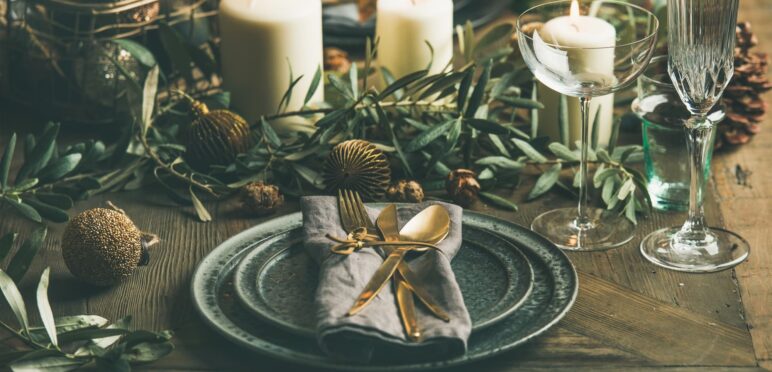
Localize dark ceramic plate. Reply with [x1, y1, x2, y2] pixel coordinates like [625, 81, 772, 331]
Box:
[191, 209, 577, 371]
[232, 226, 535, 338]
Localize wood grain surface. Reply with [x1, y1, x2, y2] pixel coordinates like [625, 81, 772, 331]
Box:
[0, 1, 770, 371]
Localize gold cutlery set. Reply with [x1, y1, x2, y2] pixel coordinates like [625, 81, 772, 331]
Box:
[327, 190, 451, 341]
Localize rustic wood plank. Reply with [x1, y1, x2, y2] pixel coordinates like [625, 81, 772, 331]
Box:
[709, 0, 772, 367]
[562, 272, 756, 366]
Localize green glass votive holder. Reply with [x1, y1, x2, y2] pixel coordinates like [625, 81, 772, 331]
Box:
[632, 55, 724, 212]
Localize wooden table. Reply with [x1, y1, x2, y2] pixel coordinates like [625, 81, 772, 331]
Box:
[1, 1, 770, 370]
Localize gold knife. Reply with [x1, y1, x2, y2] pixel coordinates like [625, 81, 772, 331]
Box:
[347, 205, 407, 316]
[396, 271, 420, 341]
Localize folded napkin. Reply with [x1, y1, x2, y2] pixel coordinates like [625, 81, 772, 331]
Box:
[301, 196, 471, 363]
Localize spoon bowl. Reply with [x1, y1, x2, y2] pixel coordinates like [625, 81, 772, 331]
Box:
[400, 205, 451, 249]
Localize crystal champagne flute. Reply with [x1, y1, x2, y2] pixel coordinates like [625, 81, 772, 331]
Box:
[517, 0, 658, 250]
[640, 0, 750, 272]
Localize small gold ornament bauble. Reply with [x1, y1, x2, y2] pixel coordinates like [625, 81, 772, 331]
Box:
[323, 140, 391, 200]
[240, 182, 284, 216]
[62, 205, 156, 286]
[183, 100, 252, 169]
[447, 169, 481, 207]
[386, 179, 425, 203]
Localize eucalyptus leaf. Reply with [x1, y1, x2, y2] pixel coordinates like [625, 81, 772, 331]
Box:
[24, 199, 69, 223]
[5, 227, 47, 282]
[465, 118, 508, 135]
[260, 118, 282, 148]
[511, 138, 548, 163]
[0, 269, 30, 337]
[601, 176, 618, 205]
[625, 195, 637, 225]
[475, 156, 524, 170]
[456, 68, 474, 112]
[113, 39, 156, 67]
[548, 142, 579, 161]
[0, 232, 17, 262]
[188, 188, 212, 222]
[527, 163, 561, 200]
[495, 95, 544, 109]
[479, 191, 518, 211]
[35, 268, 58, 347]
[141, 66, 159, 134]
[37, 154, 82, 182]
[304, 65, 323, 105]
[0, 133, 17, 189]
[377, 69, 428, 101]
[123, 341, 174, 362]
[57, 328, 129, 344]
[3, 196, 42, 223]
[404, 120, 453, 152]
[16, 123, 59, 182]
[464, 60, 491, 118]
[9, 355, 84, 372]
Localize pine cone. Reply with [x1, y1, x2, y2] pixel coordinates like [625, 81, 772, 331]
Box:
[446, 169, 480, 207]
[718, 21, 772, 148]
[386, 180, 425, 203]
[240, 182, 284, 216]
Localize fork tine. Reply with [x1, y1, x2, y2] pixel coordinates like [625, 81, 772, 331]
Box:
[353, 191, 375, 230]
[347, 189, 366, 228]
[338, 189, 354, 231]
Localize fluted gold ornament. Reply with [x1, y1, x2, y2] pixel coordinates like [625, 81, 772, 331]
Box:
[323, 140, 391, 200]
[183, 100, 252, 169]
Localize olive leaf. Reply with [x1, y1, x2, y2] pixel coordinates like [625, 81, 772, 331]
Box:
[548, 142, 579, 161]
[5, 226, 47, 282]
[16, 123, 59, 182]
[304, 65, 323, 106]
[512, 138, 548, 163]
[0, 268, 30, 337]
[141, 66, 160, 135]
[35, 268, 58, 347]
[479, 191, 519, 211]
[3, 196, 42, 223]
[464, 60, 492, 118]
[189, 188, 212, 222]
[377, 69, 428, 100]
[404, 120, 454, 152]
[527, 163, 562, 200]
[0, 133, 16, 189]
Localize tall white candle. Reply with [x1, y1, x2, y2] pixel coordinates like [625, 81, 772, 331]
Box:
[219, 0, 324, 131]
[375, 0, 453, 79]
[533, 3, 616, 148]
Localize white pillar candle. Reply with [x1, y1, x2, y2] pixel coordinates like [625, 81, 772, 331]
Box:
[375, 0, 454, 80]
[219, 0, 324, 131]
[533, 2, 616, 148]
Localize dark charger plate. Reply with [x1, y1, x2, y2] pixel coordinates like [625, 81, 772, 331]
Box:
[232, 226, 535, 338]
[191, 209, 577, 371]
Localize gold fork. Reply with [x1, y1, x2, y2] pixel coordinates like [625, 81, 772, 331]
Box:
[338, 190, 450, 323]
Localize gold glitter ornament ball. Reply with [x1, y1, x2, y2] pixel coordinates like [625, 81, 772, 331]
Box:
[62, 208, 143, 286]
[183, 100, 252, 169]
[323, 140, 391, 200]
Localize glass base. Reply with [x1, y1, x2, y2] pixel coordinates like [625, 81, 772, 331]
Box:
[531, 207, 635, 251]
[640, 227, 750, 273]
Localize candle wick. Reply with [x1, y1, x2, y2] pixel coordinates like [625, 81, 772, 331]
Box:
[570, 23, 580, 32]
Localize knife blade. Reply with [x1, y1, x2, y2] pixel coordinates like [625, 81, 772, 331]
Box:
[347, 205, 407, 316]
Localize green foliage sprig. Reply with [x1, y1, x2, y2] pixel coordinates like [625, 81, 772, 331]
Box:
[0, 268, 174, 370]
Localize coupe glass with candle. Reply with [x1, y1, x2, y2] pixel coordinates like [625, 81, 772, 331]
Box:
[516, 0, 658, 250]
[640, 0, 750, 272]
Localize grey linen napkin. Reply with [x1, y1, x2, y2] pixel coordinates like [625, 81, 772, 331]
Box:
[301, 196, 471, 363]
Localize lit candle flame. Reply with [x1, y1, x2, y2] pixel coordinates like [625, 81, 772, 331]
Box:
[570, 0, 580, 18]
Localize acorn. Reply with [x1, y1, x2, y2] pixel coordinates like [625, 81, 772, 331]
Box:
[62, 205, 157, 286]
[386, 179, 425, 203]
[240, 182, 284, 216]
[182, 98, 252, 169]
[322, 140, 391, 200]
[447, 169, 481, 207]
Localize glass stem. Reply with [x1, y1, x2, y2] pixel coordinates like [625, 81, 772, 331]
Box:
[576, 96, 591, 229]
[677, 114, 715, 243]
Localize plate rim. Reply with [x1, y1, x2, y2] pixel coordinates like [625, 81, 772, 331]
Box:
[231, 225, 536, 337]
[191, 208, 578, 371]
